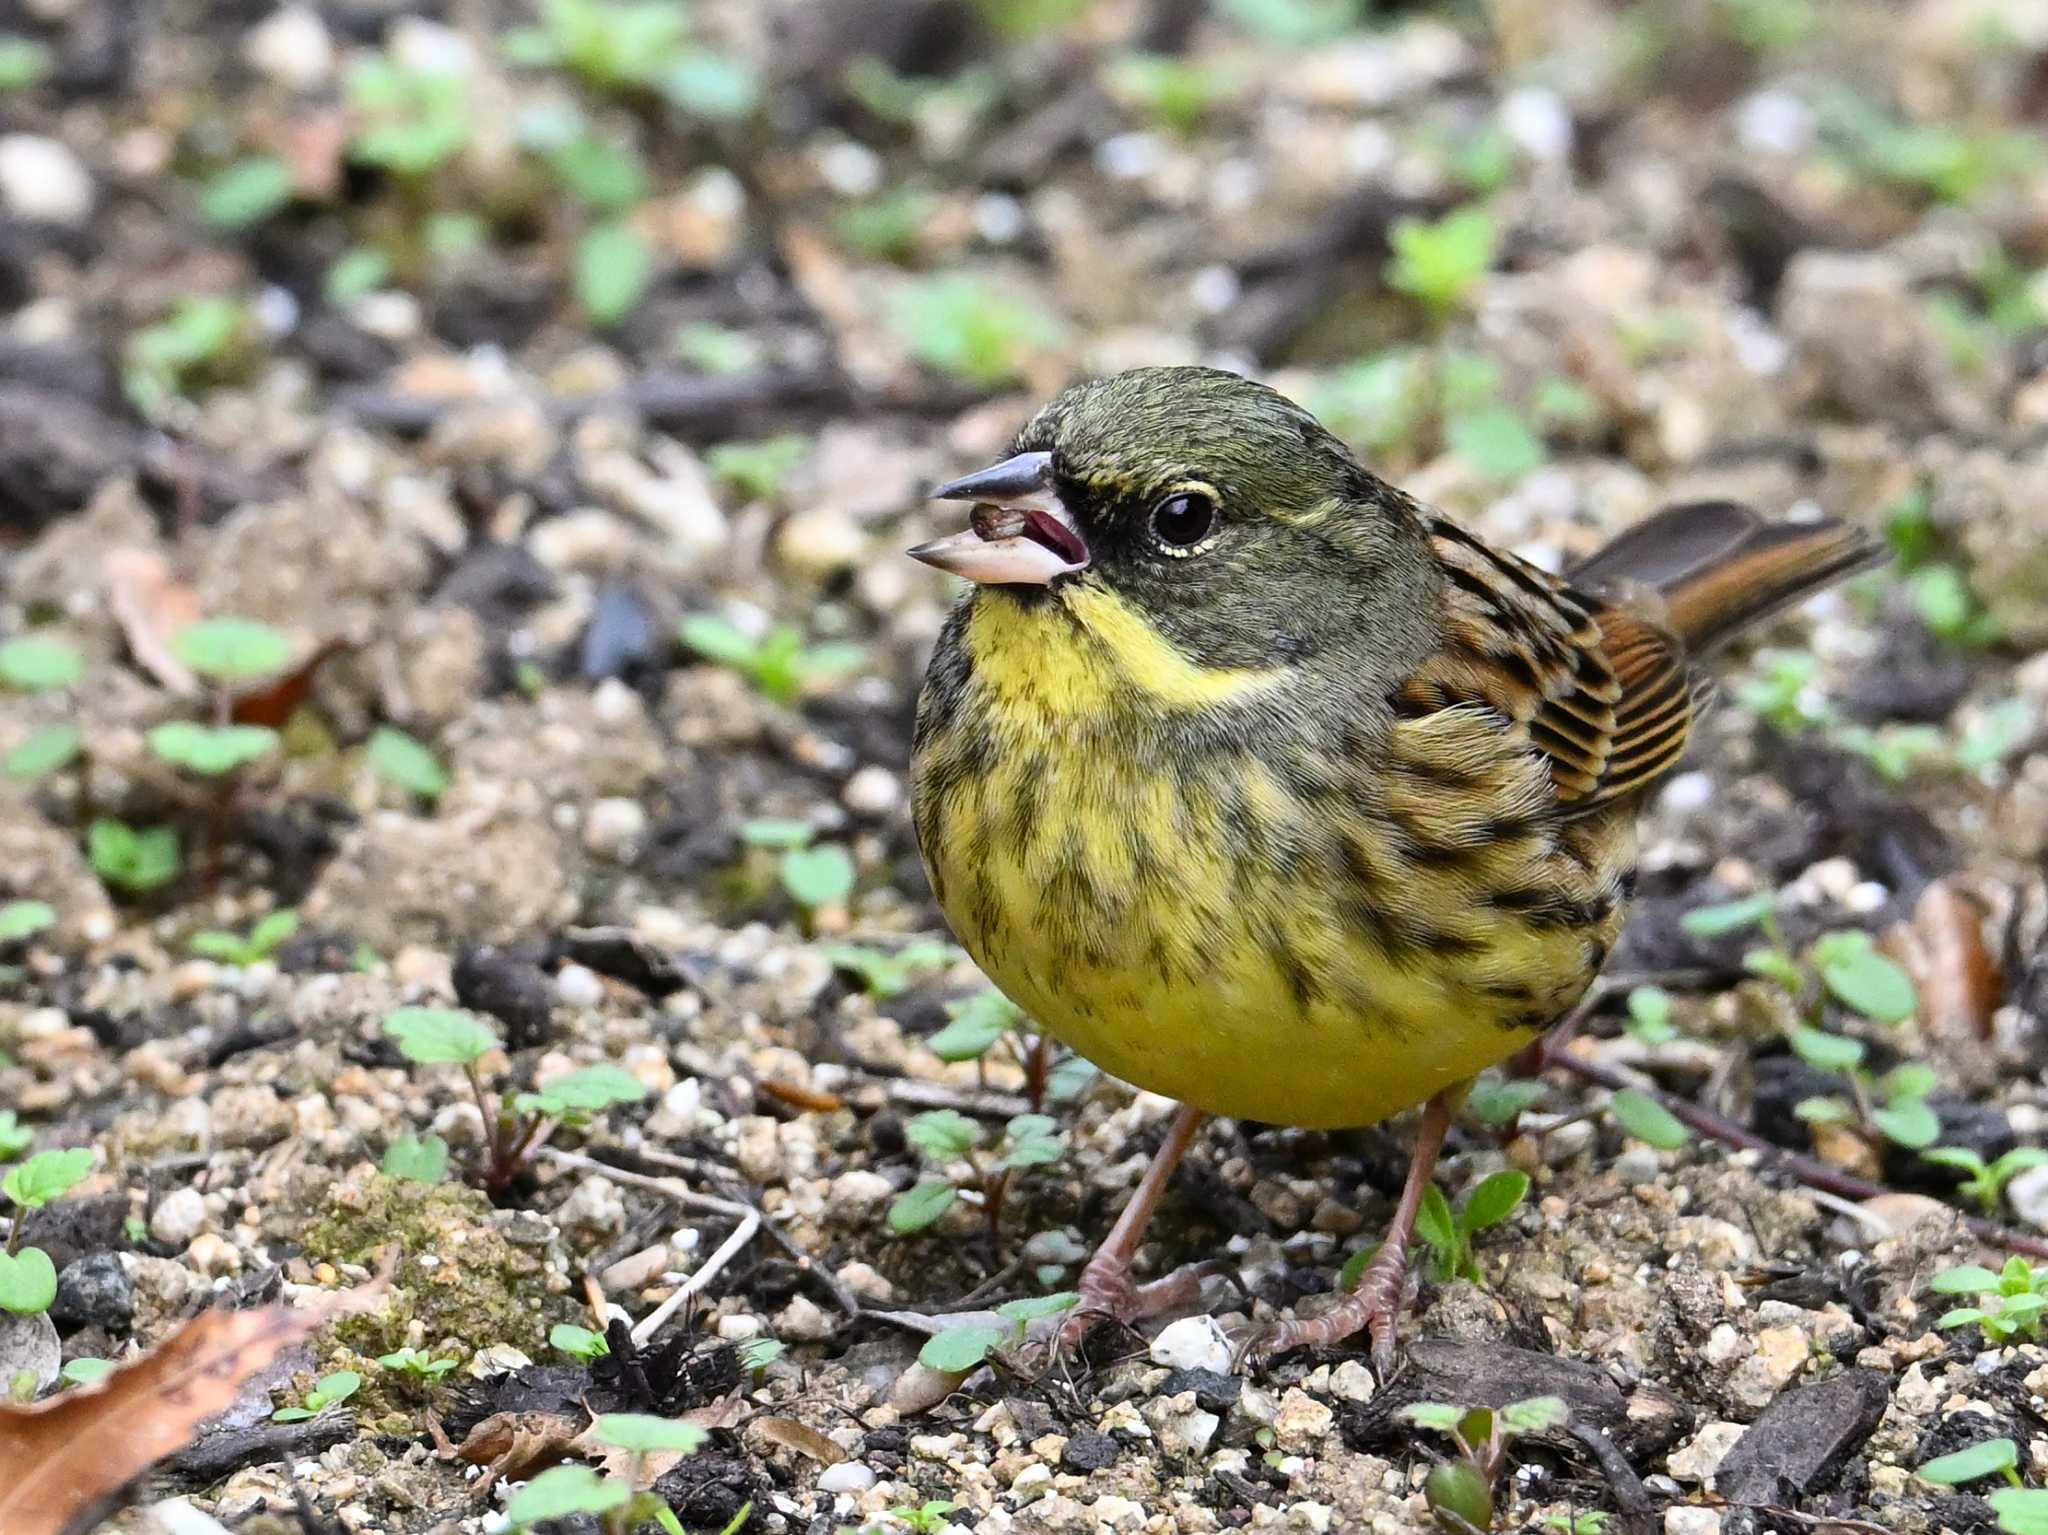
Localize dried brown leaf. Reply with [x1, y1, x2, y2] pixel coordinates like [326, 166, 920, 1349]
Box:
[752, 1414, 846, 1466]
[1891, 878, 2001, 1046]
[104, 547, 202, 697]
[0, 1270, 387, 1534]
[442, 1410, 584, 1495]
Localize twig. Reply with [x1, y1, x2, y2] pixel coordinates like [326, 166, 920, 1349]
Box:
[1544, 1049, 2048, 1260]
[629, 1208, 760, 1348]
[885, 1078, 1033, 1121]
[1566, 1421, 1655, 1535]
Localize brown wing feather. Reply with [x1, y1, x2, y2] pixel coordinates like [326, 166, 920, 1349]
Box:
[1398, 515, 1694, 812]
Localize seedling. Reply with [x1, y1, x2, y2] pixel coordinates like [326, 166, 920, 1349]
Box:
[367, 727, 449, 803]
[925, 990, 1026, 1064]
[381, 1134, 449, 1184]
[1919, 1436, 2023, 1490]
[886, 274, 1062, 389]
[1909, 564, 2001, 648]
[60, 1358, 114, 1387]
[1402, 1395, 1568, 1533]
[0, 1112, 32, 1160]
[1, 633, 89, 792]
[888, 1109, 1065, 1246]
[706, 437, 808, 505]
[0, 1148, 89, 1315]
[575, 218, 654, 329]
[1386, 206, 1499, 321]
[0, 902, 54, 948]
[189, 909, 298, 967]
[0, 35, 52, 91]
[1623, 985, 1677, 1045]
[124, 295, 254, 418]
[1991, 1490, 2048, 1535]
[1464, 1075, 1546, 1131]
[382, 1007, 646, 1194]
[377, 1347, 458, 1384]
[820, 940, 957, 999]
[1736, 649, 1827, 735]
[678, 616, 866, 705]
[1340, 1170, 1528, 1291]
[1544, 1515, 1608, 1535]
[737, 1337, 784, 1375]
[1931, 1257, 2046, 1343]
[199, 156, 295, 229]
[348, 53, 472, 175]
[551, 1322, 612, 1361]
[504, 0, 757, 119]
[735, 818, 857, 925]
[1791, 1039, 1939, 1151]
[272, 1369, 360, 1422]
[1104, 52, 1242, 134]
[1919, 1146, 2048, 1217]
[1607, 1088, 1690, 1150]
[504, 1413, 712, 1535]
[916, 1293, 1079, 1374]
[885, 1499, 963, 1533]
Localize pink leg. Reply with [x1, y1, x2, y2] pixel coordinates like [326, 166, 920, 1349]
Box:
[1057, 1104, 1224, 1349]
[1255, 1082, 1467, 1377]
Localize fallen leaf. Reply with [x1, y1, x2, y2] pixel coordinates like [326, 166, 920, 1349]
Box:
[0, 1269, 387, 1534]
[439, 1410, 583, 1496]
[573, 1395, 743, 1485]
[228, 636, 348, 727]
[751, 1414, 846, 1466]
[1890, 878, 2000, 1046]
[104, 548, 202, 697]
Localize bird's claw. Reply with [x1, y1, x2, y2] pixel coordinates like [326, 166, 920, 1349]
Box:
[1053, 1256, 1237, 1356]
[1234, 1250, 1411, 1378]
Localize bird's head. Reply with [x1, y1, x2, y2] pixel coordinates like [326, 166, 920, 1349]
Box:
[910, 366, 1439, 670]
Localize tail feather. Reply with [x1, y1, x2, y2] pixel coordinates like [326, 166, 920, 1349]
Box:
[1569, 500, 1886, 654]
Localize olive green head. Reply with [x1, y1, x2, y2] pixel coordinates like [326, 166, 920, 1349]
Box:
[911, 366, 1440, 671]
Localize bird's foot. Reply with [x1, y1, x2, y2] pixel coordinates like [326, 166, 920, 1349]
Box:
[1244, 1243, 1411, 1379]
[1054, 1250, 1236, 1354]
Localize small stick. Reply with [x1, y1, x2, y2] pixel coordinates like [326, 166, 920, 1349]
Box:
[629, 1210, 760, 1348]
[1544, 1049, 2048, 1260]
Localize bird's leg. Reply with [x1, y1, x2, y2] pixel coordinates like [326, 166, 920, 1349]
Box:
[1057, 1103, 1218, 1348]
[1255, 1081, 1468, 1377]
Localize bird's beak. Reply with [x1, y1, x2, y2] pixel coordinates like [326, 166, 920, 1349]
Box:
[907, 451, 1090, 586]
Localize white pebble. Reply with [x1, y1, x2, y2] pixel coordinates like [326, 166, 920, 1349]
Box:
[816, 1462, 877, 1494]
[244, 5, 335, 90]
[840, 766, 903, 818]
[0, 135, 94, 225]
[555, 964, 605, 1009]
[150, 1188, 208, 1247]
[1148, 1314, 1232, 1374]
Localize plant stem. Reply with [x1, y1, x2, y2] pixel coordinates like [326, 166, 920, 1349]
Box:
[462, 1061, 501, 1183]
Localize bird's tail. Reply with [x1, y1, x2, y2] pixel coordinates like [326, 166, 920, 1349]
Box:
[1568, 500, 1887, 654]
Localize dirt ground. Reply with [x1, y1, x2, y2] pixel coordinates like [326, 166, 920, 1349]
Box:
[1, 1, 2046, 1532]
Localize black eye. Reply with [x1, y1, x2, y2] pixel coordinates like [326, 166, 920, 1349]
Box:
[1150, 492, 1215, 549]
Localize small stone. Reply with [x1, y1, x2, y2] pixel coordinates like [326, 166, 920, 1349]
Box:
[2007, 1164, 2048, 1228]
[1143, 1394, 1220, 1459]
[453, 945, 555, 1048]
[149, 1188, 207, 1248]
[186, 1232, 241, 1277]
[555, 1176, 626, 1238]
[1272, 1388, 1334, 1453]
[0, 1310, 59, 1395]
[555, 964, 605, 1010]
[1157, 1367, 1241, 1415]
[243, 5, 334, 89]
[774, 1294, 833, 1343]
[1664, 1509, 1720, 1535]
[841, 766, 903, 818]
[815, 1462, 876, 1494]
[600, 1245, 670, 1292]
[1061, 1431, 1120, 1472]
[584, 797, 649, 859]
[824, 1170, 894, 1225]
[0, 135, 94, 225]
[50, 1252, 133, 1330]
[1666, 1422, 1746, 1486]
[716, 1313, 763, 1342]
[1148, 1315, 1232, 1375]
[1328, 1360, 1376, 1403]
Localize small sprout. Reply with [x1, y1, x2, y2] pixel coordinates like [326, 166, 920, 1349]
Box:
[0, 634, 84, 692]
[60, 1357, 115, 1387]
[996, 1113, 1064, 1171]
[272, 1369, 360, 1421]
[0, 34, 53, 91]
[1789, 1024, 1864, 1074]
[1464, 1075, 1545, 1129]
[888, 1500, 961, 1534]
[1810, 930, 1916, 1024]
[892, 1109, 1063, 1243]
[550, 1322, 612, 1360]
[905, 1110, 981, 1162]
[383, 1007, 498, 1065]
[737, 1337, 784, 1374]
[347, 53, 472, 175]
[887, 1179, 956, 1234]
[199, 156, 295, 228]
[1991, 1489, 2048, 1535]
[1920, 1146, 2048, 1217]
[0, 1248, 58, 1316]
[0, 901, 55, 946]
[377, 1347, 458, 1381]
[148, 721, 279, 777]
[367, 727, 449, 802]
[1545, 1514, 1609, 1535]
[1403, 1394, 1566, 1534]
[0, 1112, 31, 1160]
[504, 1463, 632, 1526]
[780, 843, 855, 913]
[4, 724, 83, 780]
[706, 436, 808, 504]
[917, 1323, 1009, 1374]
[512, 1063, 647, 1118]
[1623, 985, 1677, 1045]
[124, 296, 251, 418]
[1917, 1436, 2021, 1489]
[1444, 406, 1546, 483]
[886, 274, 1063, 389]
[1680, 891, 1778, 939]
[189, 910, 298, 967]
[821, 940, 957, 999]
[1932, 1256, 2046, 1344]
[591, 1413, 708, 1455]
[3, 1148, 92, 1210]
[737, 817, 816, 849]
[1385, 206, 1498, 320]
[173, 618, 291, 684]
[1910, 564, 2001, 647]
[1608, 1088, 1689, 1150]
[87, 819, 180, 894]
[574, 218, 654, 329]
[1411, 1170, 1530, 1284]
[380, 1134, 449, 1184]
[324, 248, 392, 305]
[678, 616, 867, 705]
[926, 989, 1025, 1062]
[1737, 648, 1827, 734]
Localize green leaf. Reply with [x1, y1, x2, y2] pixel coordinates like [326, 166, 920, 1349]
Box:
[1413, 1184, 1458, 1259]
[905, 1109, 981, 1161]
[1935, 1306, 1990, 1329]
[887, 1180, 956, 1234]
[1929, 1264, 2002, 1294]
[367, 727, 449, 801]
[927, 991, 1022, 1061]
[1609, 1088, 1689, 1149]
[996, 1291, 1079, 1324]
[780, 844, 855, 909]
[1882, 1063, 1936, 1103]
[324, 248, 392, 305]
[917, 1324, 1006, 1373]
[545, 133, 647, 211]
[1920, 1148, 1988, 1179]
[148, 721, 279, 776]
[0, 634, 84, 691]
[1386, 205, 1498, 315]
[199, 157, 295, 228]
[61, 1357, 114, 1386]
[737, 1337, 784, 1373]
[886, 275, 1062, 388]
[311, 1370, 360, 1406]
[679, 614, 762, 667]
[1681, 892, 1776, 938]
[1624, 985, 1677, 1043]
[591, 1413, 708, 1454]
[549, 1322, 611, 1360]
[171, 617, 291, 682]
[1461, 1170, 1529, 1233]
[0, 35, 53, 92]
[1988, 1489, 2048, 1535]
[664, 49, 759, 118]
[1815, 935, 1916, 1023]
[86, 819, 180, 893]
[3, 1147, 92, 1209]
[0, 901, 55, 944]
[0, 1112, 31, 1160]
[1917, 1437, 2018, 1486]
[382, 1007, 497, 1065]
[1793, 1095, 1853, 1124]
[1788, 1024, 1865, 1074]
[1872, 1099, 1940, 1149]
[381, 1134, 448, 1184]
[736, 816, 812, 849]
[1499, 1395, 1569, 1435]
[1337, 1241, 1383, 1292]
[575, 219, 653, 328]
[1400, 1402, 1468, 1432]
[516, 1063, 646, 1116]
[1466, 1077, 1544, 1128]
[5, 723, 82, 779]
[0, 1247, 56, 1315]
[506, 1464, 632, 1524]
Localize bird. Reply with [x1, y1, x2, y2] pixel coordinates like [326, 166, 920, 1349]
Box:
[905, 365, 1883, 1371]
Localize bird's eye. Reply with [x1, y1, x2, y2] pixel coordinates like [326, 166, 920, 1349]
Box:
[1150, 492, 1215, 550]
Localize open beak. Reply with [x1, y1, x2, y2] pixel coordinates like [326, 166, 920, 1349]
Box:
[907, 450, 1090, 586]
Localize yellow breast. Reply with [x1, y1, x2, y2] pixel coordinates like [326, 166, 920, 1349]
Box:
[912, 588, 1625, 1129]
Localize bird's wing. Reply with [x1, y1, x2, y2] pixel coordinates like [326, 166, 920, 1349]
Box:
[1390, 515, 1692, 810]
